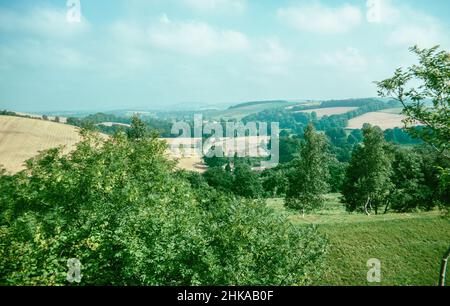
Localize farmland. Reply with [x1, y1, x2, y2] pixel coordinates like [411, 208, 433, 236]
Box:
[0, 116, 82, 174]
[0, 116, 269, 174]
[296, 107, 359, 118]
[0, 116, 205, 174]
[0, 0, 448, 291]
[347, 111, 407, 130]
[163, 136, 270, 172]
[207, 100, 297, 120]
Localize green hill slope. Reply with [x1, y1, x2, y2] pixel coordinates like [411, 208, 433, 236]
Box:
[267, 196, 450, 286]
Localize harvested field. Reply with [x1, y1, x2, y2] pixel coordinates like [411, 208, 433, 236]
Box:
[347, 112, 408, 130]
[163, 136, 271, 172]
[0, 116, 82, 173]
[0, 116, 271, 174]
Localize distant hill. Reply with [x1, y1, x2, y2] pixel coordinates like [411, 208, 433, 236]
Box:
[228, 100, 290, 110]
[207, 100, 298, 120]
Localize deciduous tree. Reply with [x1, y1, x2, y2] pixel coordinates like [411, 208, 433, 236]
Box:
[342, 125, 393, 215]
[285, 124, 331, 214]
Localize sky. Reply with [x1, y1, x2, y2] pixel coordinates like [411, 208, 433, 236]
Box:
[0, 0, 449, 112]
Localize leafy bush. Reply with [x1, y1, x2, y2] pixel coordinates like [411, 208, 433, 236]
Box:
[0, 129, 327, 285]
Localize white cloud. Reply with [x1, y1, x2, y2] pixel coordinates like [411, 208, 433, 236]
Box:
[387, 10, 447, 48]
[253, 39, 293, 75]
[0, 40, 91, 71]
[365, 0, 400, 24]
[320, 47, 367, 72]
[0, 6, 89, 39]
[110, 21, 148, 46]
[388, 24, 445, 49]
[366, 0, 449, 48]
[183, 0, 246, 14]
[277, 3, 362, 34]
[0, 6, 91, 72]
[148, 15, 250, 55]
[256, 39, 292, 65]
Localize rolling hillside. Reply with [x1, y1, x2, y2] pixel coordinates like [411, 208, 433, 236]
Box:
[296, 107, 359, 118]
[0, 115, 269, 174]
[267, 196, 450, 286]
[207, 100, 297, 120]
[0, 116, 200, 174]
[0, 116, 82, 174]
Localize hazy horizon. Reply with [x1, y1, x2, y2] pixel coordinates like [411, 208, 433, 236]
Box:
[1, 0, 449, 112]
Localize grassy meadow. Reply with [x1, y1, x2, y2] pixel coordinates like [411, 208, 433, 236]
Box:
[267, 195, 450, 286]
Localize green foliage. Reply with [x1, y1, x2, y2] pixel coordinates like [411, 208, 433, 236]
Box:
[438, 167, 450, 215]
[377, 46, 450, 159]
[261, 166, 289, 197]
[279, 136, 301, 164]
[0, 130, 327, 285]
[203, 160, 263, 199]
[127, 115, 148, 140]
[67, 113, 173, 137]
[388, 146, 430, 212]
[228, 100, 289, 110]
[384, 127, 423, 145]
[377, 45, 450, 212]
[347, 129, 363, 145]
[175, 170, 209, 190]
[328, 160, 347, 193]
[203, 153, 228, 168]
[320, 98, 383, 108]
[342, 125, 393, 214]
[285, 124, 331, 213]
[233, 161, 263, 199]
[203, 167, 234, 192]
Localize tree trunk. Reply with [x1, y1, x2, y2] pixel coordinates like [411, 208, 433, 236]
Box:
[364, 197, 371, 216]
[383, 201, 390, 214]
[439, 245, 450, 286]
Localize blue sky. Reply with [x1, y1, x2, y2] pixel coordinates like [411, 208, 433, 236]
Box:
[0, 0, 449, 112]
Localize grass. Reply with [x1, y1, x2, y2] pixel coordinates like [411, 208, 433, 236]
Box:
[295, 107, 359, 118]
[267, 195, 450, 286]
[207, 101, 297, 120]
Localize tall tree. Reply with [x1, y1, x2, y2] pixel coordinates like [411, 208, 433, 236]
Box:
[376, 45, 449, 159]
[233, 160, 263, 199]
[127, 115, 148, 140]
[388, 146, 429, 212]
[285, 124, 331, 215]
[376, 46, 449, 209]
[342, 125, 393, 215]
[376, 45, 450, 284]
